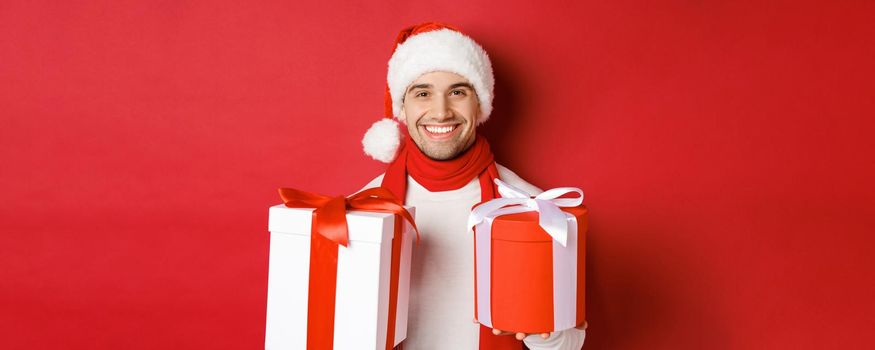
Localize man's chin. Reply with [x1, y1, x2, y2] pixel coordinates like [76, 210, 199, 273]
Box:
[419, 143, 462, 161]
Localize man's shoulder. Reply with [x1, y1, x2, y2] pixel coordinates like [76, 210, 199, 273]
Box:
[357, 165, 542, 196]
[357, 173, 385, 194]
[495, 163, 543, 195]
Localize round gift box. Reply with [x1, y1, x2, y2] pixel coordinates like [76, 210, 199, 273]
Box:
[474, 205, 588, 333]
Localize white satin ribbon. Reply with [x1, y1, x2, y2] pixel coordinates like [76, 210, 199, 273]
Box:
[468, 179, 583, 247]
[470, 179, 584, 331]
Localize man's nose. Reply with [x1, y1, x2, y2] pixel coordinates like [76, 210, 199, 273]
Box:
[431, 95, 452, 120]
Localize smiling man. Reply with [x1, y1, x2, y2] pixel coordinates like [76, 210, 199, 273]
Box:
[360, 23, 586, 350]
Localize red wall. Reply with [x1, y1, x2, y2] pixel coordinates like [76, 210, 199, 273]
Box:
[2, 1, 873, 349]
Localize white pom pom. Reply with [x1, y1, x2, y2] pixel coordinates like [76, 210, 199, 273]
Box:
[362, 118, 401, 163]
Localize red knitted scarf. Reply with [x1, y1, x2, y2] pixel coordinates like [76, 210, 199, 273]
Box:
[382, 134, 498, 201]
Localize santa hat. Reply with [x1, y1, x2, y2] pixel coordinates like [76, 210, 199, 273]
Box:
[361, 22, 495, 163]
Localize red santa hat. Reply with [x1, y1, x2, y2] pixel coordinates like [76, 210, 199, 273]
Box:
[361, 22, 495, 163]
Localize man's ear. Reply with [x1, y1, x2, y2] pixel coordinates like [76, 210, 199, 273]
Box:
[471, 92, 483, 124]
[399, 107, 407, 124]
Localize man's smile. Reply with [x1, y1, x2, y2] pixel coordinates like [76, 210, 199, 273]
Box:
[420, 123, 461, 140]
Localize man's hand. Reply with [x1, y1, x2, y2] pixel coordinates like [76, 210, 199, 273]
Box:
[474, 319, 588, 340]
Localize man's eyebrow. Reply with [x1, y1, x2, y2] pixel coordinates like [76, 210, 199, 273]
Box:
[407, 84, 432, 94]
[406, 82, 474, 94]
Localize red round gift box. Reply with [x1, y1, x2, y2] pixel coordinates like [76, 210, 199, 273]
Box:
[474, 206, 588, 333]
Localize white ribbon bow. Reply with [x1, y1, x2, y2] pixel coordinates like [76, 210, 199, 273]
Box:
[467, 179, 584, 247]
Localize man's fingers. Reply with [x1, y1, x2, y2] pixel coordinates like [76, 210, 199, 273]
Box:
[492, 328, 517, 336]
[473, 318, 479, 324]
[576, 320, 588, 330]
[492, 329, 553, 340]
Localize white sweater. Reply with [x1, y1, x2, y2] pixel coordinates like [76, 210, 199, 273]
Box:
[361, 164, 586, 350]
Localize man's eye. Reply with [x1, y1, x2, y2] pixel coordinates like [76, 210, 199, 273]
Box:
[451, 90, 466, 96]
[416, 91, 429, 97]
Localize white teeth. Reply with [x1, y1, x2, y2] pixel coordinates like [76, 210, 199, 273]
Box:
[425, 125, 455, 134]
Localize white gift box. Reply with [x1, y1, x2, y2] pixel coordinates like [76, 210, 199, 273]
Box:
[265, 204, 415, 350]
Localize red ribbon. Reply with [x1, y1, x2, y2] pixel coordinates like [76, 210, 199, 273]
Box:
[277, 187, 419, 350]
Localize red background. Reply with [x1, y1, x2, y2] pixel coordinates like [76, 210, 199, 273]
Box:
[2, 1, 873, 349]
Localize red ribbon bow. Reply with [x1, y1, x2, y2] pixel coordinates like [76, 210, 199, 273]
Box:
[278, 187, 419, 247]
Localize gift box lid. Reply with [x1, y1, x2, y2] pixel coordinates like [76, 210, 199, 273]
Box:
[268, 204, 414, 243]
[487, 205, 588, 242]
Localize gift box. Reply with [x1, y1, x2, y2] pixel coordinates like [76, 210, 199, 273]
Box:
[469, 180, 587, 334]
[265, 188, 417, 350]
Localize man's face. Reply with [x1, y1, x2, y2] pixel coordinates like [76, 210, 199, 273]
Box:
[401, 71, 480, 160]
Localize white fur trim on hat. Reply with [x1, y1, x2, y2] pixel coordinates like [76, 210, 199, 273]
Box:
[362, 118, 402, 163]
[387, 28, 494, 124]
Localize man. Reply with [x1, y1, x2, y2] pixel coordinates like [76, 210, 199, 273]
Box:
[360, 22, 587, 349]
